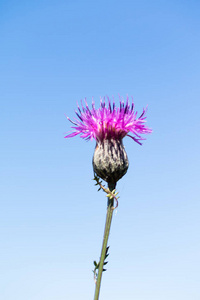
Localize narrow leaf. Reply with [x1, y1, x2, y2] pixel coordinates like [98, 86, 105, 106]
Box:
[93, 261, 97, 267]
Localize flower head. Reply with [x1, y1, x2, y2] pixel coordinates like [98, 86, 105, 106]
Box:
[65, 96, 152, 184]
[65, 96, 152, 145]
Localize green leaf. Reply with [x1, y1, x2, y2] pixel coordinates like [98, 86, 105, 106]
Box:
[93, 261, 97, 267]
[103, 268, 107, 272]
[103, 261, 108, 265]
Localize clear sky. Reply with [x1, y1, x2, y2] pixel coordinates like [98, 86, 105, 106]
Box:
[1, 1, 200, 299]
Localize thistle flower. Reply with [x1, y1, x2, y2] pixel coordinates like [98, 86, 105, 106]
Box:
[65, 96, 152, 300]
[65, 96, 152, 185]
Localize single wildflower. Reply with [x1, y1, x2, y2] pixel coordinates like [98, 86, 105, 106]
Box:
[65, 96, 152, 185]
[65, 95, 152, 300]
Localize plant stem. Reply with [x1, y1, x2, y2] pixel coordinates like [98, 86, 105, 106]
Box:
[94, 182, 116, 300]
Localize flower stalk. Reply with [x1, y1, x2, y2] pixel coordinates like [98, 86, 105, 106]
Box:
[94, 182, 116, 300]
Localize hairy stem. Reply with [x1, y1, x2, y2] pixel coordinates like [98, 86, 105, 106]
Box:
[94, 182, 116, 300]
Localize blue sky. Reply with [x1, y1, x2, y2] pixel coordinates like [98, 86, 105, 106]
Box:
[1, 1, 200, 299]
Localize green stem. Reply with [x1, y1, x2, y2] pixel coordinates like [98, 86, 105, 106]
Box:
[94, 182, 116, 300]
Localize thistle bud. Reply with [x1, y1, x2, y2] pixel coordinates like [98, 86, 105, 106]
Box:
[92, 138, 129, 184]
